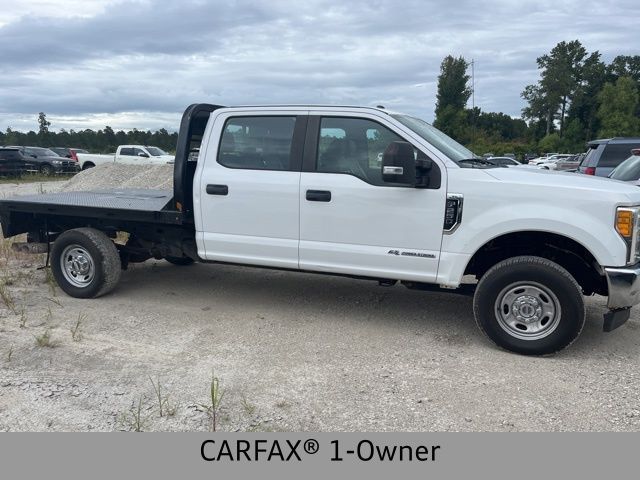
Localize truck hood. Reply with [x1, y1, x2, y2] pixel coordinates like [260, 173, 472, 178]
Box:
[483, 167, 640, 203]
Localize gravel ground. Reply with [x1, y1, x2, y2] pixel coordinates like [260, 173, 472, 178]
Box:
[0, 177, 639, 432]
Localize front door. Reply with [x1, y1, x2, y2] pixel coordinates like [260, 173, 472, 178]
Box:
[299, 114, 446, 282]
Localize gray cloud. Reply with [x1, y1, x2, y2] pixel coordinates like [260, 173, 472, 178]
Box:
[0, 0, 638, 131]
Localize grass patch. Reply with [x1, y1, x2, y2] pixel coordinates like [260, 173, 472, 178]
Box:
[149, 376, 177, 418]
[70, 313, 86, 342]
[118, 396, 149, 432]
[34, 328, 54, 348]
[199, 370, 225, 432]
[0, 280, 17, 314]
[19, 306, 27, 328]
[0, 174, 71, 185]
[241, 393, 256, 416]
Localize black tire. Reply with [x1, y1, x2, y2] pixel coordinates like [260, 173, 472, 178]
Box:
[473, 256, 585, 355]
[165, 255, 195, 266]
[40, 164, 53, 176]
[51, 228, 122, 298]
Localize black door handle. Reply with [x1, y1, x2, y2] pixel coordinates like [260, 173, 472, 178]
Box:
[306, 190, 331, 202]
[206, 184, 228, 195]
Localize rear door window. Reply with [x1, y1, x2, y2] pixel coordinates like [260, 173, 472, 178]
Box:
[218, 116, 297, 171]
[120, 148, 134, 156]
[599, 143, 640, 168]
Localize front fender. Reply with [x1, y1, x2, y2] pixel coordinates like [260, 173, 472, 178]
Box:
[437, 202, 627, 287]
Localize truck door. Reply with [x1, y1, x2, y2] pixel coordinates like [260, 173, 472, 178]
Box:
[299, 114, 446, 283]
[196, 112, 307, 269]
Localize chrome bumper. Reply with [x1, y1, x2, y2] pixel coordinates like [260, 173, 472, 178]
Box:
[604, 262, 640, 310]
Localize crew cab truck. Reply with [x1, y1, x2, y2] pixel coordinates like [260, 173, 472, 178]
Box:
[77, 145, 174, 170]
[2, 104, 640, 355]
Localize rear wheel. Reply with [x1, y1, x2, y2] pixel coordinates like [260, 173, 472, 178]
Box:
[473, 256, 585, 355]
[51, 228, 121, 298]
[165, 255, 195, 266]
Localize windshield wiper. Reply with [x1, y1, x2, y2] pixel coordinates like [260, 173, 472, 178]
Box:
[458, 158, 495, 168]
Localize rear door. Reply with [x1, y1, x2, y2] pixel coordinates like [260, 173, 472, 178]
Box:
[299, 113, 446, 282]
[196, 110, 307, 269]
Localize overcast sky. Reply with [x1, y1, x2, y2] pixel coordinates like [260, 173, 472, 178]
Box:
[0, 0, 638, 132]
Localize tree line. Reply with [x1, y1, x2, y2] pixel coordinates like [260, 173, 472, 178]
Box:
[435, 40, 639, 156]
[0, 113, 178, 153]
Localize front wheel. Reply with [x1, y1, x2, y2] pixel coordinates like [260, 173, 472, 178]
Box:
[473, 256, 585, 355]
[51, 228, 122, 298]
[40, 164, 53, 176]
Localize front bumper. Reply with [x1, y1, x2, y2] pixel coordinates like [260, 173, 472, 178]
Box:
[605, 262, 640, 310]
[52, 163, 81, 174]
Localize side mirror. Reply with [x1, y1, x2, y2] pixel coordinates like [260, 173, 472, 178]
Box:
[138, 152, 149, 158]
[382, 141, 417, 185]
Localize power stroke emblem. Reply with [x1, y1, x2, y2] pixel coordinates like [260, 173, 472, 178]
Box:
[387, 250, 435, 259]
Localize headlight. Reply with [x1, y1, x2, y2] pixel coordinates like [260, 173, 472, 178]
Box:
[615, 206, 640, 264]
[52, 160, 63, 164]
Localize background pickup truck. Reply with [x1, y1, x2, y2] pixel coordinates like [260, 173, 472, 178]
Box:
[77, 145, 174, 170]
[1, 104, 640, 356]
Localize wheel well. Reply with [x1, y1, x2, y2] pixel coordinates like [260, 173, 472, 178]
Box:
[464, 231, 607, 296]
[82, 162, 95, 170]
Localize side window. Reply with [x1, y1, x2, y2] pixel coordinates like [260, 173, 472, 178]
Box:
[218, 116, 296, 171]
[132, 148, 145, 156]
[317, 117, 412, 186]
[600, 143, 640, 168]
[120, 147, 134, 156]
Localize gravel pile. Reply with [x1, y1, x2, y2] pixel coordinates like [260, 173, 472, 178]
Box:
[62, 163, 174, 192]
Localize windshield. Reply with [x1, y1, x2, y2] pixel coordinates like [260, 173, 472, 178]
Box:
[391, 114, 475, 163]
[610, 155, 640, 182]
[26, 147, 59, 157]
[145, 146, 168, 156]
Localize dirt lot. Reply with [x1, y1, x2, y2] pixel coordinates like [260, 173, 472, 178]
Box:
[0, 180, 639, 432]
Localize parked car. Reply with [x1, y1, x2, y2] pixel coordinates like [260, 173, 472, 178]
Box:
[553, 153, 584, 172]
[531, 154, 573, 169]
[0, 147, 29, 176]
[77, 145, 174, 170]
[4, 146, 80, 175]
[1, 103, 640, 356]
[578, 138, 640, 176]
[524, 153, 538, 162]
[50, 147, 89, 162]
[608, 152, 640, 185]
[486, 156, 519, 167]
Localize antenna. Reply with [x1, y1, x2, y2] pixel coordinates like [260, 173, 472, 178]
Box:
[471, 58, 476, 149]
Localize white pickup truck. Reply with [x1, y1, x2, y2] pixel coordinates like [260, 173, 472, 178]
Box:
[77, 145, 174, 170]
[2, 104, 640, 356]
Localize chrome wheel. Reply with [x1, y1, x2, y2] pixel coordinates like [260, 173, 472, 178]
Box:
[494, 282, 561, 340]
[60, 244, 95, 288]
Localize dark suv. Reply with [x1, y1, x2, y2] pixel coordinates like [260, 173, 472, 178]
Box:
[578, 137, 640, 177]
[5, 146, 80, 175]
[0, 148, 29, 176]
